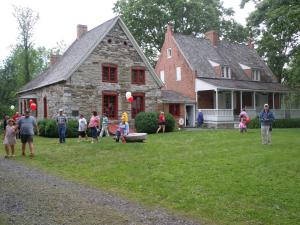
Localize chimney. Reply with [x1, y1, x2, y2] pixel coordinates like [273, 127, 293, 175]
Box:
[247, 38, 254, 49]
[166, 22, 173, 36]
[50, 54, 61, 66]
[77, 24, 88, 39]
[205, 30, 218, 47]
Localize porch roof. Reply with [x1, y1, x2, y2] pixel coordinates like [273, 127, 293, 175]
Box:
[196, 78, 291, 92]
[161, 90, 195, 104]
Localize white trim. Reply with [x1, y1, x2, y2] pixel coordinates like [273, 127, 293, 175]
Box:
[160, 70, 165, 83]
[176, 67, 181, 81]
[239, 63, 251, 70]
[208, 60, 220, 67]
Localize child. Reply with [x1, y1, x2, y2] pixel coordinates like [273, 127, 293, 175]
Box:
[99, 113, 109, 138]
[3, 119, 17, 158]
[239, 117, 247, 133]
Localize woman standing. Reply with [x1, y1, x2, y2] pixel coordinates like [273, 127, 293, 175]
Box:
[156, 112, 166, 133]
[88, 111, 99, 143]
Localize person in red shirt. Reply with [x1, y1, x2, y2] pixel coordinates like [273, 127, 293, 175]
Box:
[156, 112, 166, 133]
[12, 112, 21, 123]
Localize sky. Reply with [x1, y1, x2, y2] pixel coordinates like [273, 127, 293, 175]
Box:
[0, 0, 255, 62]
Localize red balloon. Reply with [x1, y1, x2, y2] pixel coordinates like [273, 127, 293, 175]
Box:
[30, 103, 37, 111]
[29, 99, 33, 104]
[127, 96, 133, 103]
[245, 117, 250, 123]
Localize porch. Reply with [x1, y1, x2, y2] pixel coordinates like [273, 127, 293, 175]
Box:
[196, 78, 300, 126]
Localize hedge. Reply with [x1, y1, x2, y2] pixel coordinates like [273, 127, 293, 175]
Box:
[135, 112, 175, 133]
[38, 119, 81, 138]
[247, 117, 300, 128]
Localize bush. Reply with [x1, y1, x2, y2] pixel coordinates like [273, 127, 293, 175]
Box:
[37, 119, 48, 136]
[44, 120, 58, 138]
[66, 119, 79, 138]
[247, 117, 300, 129]
[135, 112, 175, 133]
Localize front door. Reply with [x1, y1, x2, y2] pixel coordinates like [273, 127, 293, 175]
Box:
[185, 104, 195, 127]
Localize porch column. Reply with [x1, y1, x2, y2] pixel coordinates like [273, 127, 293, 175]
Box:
[240, 91, 243, 109]
[231, 90, 234, 110]
[253, 91, 256, 111]
[272, 93, 275, 109]
[215, 89, 219, 110]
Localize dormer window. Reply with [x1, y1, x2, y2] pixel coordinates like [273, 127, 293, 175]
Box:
[221, 65, 231, 79]
[167, 48, 172, 58]
[252, 69, 261, 81]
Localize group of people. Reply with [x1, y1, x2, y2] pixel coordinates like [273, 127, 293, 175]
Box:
[2, 109, 38, 158]
[239, 104, 275, 144]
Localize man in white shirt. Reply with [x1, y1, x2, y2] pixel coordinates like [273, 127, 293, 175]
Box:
[78, 114, 87, 141]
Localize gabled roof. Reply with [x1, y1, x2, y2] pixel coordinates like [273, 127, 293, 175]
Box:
[161, 90, 195, 103]
[173, 34, 277, 82]
[18, 17, 163, 94]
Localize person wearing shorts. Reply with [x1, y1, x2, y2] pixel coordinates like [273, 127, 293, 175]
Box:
[156, 112, 166, 133]
[78, 114, 88, 141]
[17, 109, 39, 158]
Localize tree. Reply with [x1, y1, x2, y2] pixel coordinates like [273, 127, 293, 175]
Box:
[114, 0, 248, 63]
[13, 5, 39, 83]
[241, 0, 300, 84]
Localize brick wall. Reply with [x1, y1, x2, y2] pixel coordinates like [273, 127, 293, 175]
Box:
[155, 26, 196, 100]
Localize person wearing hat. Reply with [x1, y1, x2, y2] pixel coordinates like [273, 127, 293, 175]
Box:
[259, 103, 275, 144]
[3, 119, 17, 158]
[56, 109, 68, 143]
[17, 109, 39, 158]
[156, 111, 166, 133]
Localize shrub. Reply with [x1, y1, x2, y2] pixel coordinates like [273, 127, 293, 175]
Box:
[247, 117, 300, 129]
[44, 120, 58, 138]
[66, 119, 79, 138]
[37, 119, 48, 136]
[135, 112, 176, 133]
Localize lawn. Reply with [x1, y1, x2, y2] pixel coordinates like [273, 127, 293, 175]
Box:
[2, 129, 300, 225]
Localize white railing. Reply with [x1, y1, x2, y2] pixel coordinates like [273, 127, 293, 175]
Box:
[290, 109, 300, 119]
[273, 109, 286, 119]
[201, 109, 234, 122]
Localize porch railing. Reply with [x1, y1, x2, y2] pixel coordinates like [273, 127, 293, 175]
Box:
[201, 109, 234, 122]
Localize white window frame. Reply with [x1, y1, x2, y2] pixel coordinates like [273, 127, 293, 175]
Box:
[221, 65, 231, 79]
[160, 70, 165, 83]
[252, 69, 261, 81]
[167, 48, 172, 58]
[176, 67, 181, 81]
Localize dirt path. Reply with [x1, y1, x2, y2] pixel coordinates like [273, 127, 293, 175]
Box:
[0, 158, 200, 225]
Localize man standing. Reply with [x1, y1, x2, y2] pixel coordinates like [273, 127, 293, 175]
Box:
[197, 109, 204, 128]
[17, 109, 39, 158]
[56, 109, 68, 143]
[259, 104, 275, 145]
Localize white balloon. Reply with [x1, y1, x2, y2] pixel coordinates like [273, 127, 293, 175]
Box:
[125, 91, 132, 99]
[10, 105, 15, 110]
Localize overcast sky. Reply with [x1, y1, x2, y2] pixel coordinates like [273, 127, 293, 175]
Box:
[0, 0, 254, 61]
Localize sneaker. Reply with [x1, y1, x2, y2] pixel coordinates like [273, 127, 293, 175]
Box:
[30, 153, 34, 159]
[4, 155, 9, 159]
[22, 152, 26, 157]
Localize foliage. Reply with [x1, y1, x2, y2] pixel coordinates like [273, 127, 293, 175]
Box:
[8, 129, 300, 224]
[38, 119, 80, 138]
[242, 0, 300, 85]
[44, 119, 58, 138]
[66, 119, 79, 138]
[247, 117, 300, 129]
[135, 112, 175, 133]
[114, 0, 248, 63]
[135, 112, 159, 133]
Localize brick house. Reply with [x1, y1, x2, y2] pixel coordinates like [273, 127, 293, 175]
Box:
[17, 17, 163, 124]
[155, 25, 299, 127]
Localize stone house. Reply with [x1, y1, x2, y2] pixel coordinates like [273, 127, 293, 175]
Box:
[155, 25, 299, 127]
[17, 17, 163, 124]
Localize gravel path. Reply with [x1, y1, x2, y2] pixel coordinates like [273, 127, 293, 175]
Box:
[0, 158, 201, 225]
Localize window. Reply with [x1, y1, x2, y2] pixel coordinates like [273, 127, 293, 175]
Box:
[252, 69, 261, 81]
[43, 97, 48, 118]
[176, 67, 181, 81]
[72, 110, 79, 117]
[102, 64, 117, 83]
[131, 93, 145, 118]
[169, 104, 180, 116]
[103, 92, 118, 119]
[160, 70, 165, 83]
[221, 66, 231, 78]
[132, 68, 145, 84]
[167, 48, 172, 58]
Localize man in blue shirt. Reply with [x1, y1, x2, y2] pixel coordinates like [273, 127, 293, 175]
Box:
[17, 109, 39, 157]
[259, 104, 275, 145]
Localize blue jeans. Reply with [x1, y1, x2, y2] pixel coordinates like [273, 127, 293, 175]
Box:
[58, 125, 66, 143]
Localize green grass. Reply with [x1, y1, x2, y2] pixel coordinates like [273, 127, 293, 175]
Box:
[2, 129, 300, 225]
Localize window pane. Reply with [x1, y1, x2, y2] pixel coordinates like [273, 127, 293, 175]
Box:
[103, 67, 109, 81]
[110, 67, 116, 81]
